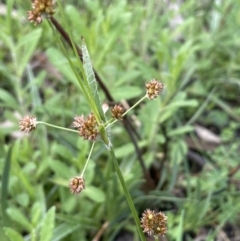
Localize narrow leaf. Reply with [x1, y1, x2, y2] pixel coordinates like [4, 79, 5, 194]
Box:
[39, 206, 56, 241]
[83, 186, 106, 203]
[82, 40, 105, 121]
[7, 208, 32, 231]
[176, 210, 185, 241]
[1, 146, 12, 226]
[3, 228, 25, 241]
[51, 223, 80, 241]
[0, 89, 19, 110]
[167, 125, 194, 137]
[16, 28, 42, 77]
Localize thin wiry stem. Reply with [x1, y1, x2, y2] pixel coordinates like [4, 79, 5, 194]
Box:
[108, 146, 146, 241]
[37, 121, 78, 133]
[106, 95, 147, 129]
[81, 142, 95, 176]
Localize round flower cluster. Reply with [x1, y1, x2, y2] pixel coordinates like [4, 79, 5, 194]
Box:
[19, 115, 37, 133]
[145, 79, 164, 100]
[69, 176, 85, 194]
[27, 0, 56, 25]
[141, 209, 167, 237]
[111, 104, 125, 120]
[73, 113, 99, 141]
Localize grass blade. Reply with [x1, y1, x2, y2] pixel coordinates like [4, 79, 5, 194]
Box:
[1, 146, 12, 226]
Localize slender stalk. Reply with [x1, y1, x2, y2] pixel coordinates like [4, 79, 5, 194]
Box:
[36, 121, 78, 133]
[81, 142, 95, 176]
[108, 146, 146, 241]
[122, 95, 147, 118]
[106, 95, 147, 129]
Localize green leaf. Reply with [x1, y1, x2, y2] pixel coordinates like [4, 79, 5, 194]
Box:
[115, 143, 135, 158]
[211, 95, 240, 122]
[171, 40, 194, 84]
[166, 99, 199, 108]
[0, 227, 9, 241]
[167, 125, 194, 137]
[3, 228, 24, 241]
[82, 40, 105, 122]
[0, 89, 19, 110]
[83, 186, 106, 203]
[16, 28, 42, 77]
[113, 86, 143, 100]
[187, 88, 216, 125]
[7, 208, 32, 231]
[159, 99, 198, 123]
[51, 223, 80, 241]
[39, 206, 56, 241]
[12, 162, 35, 199]
[176, 210, 185, 241]
[31, 202, 42, 226]
[56, 214, 99, 228]
[1, 146, 12, 226]
[49, 160, 74, 179]
[16, 193, 30, 207]
[197, 192, 212, 222]
[114, 141, 147, 159]
[46, 48, 79, 86]
[0, 30, 14, 52]
[6, 0, 14, 35]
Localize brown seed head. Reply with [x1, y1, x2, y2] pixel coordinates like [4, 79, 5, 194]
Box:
[73, 113, 99, 141]
[146, 79, 164, 100]
[19, 115, 37, 133]
[73, 115, 85, 129]
[27, 0, 56, 25]
[111, 104, 125, 120]
[69, 176, 85, 194]
[141, 209, 167, 237]
[27, 10, 43, 25]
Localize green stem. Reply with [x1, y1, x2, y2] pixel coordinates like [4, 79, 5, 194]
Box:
[81, 142, 95, 176]
[36, 121, 78, 133]
[122, 95, 147, 117]
[106, 95, 147, 129]
[108, 146, 146, 241]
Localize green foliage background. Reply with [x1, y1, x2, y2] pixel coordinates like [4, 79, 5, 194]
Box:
[1, 0, 240, 240]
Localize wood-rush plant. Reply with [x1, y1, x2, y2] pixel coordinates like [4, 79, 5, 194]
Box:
[20, 1, 167, 240]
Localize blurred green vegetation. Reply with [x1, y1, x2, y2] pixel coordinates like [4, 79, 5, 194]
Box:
[1, 0, 240, 240]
